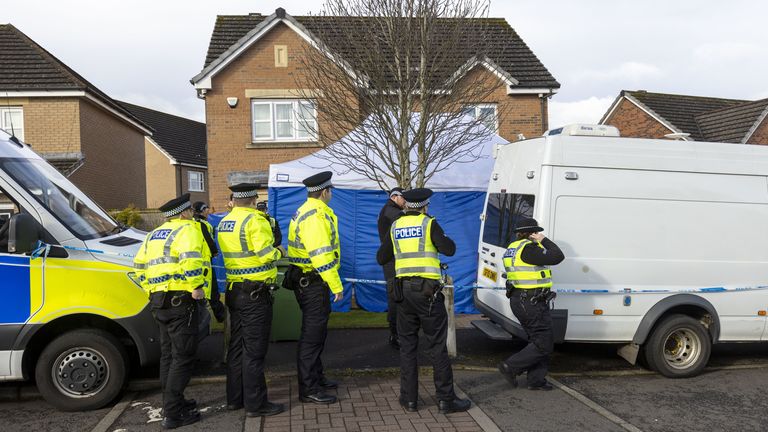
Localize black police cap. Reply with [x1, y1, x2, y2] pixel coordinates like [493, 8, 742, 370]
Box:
[159, 193, 191, 218]
[303, 171, 333, 192]
[514, 217, 544, 233]
[402, 188, 433, 208]
[229, 183, 260, 199]
[389, 187, 404, 197]
[256, 201, 268, 211]
[192, 201, 208, 213]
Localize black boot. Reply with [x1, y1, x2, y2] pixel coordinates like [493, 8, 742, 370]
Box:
[246, 402, 285, 417]
[388, 334, 400, 349]
[162, 410, 201, 429]
[438, 398, 471, 414]
[498, 362, 518, 388]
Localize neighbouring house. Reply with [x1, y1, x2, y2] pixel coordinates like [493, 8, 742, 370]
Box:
[600, 90, 768, 144]
[0, 23, 150, 210]
[191, 8, 560, 209]
[118, 101, 209, 209]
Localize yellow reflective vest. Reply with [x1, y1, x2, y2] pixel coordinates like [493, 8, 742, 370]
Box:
[287, 197, 342, 294]
[503, 239, 552, 289]
[133, 218, 211, 296]
[391, 213, 441, 280]
[217, 207, 281, 283]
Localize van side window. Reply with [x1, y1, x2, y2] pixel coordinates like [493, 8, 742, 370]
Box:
[482, 193, 535, 248]
[0, 188, 24, 253]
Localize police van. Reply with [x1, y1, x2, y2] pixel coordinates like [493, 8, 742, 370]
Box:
[474, 124, 768, 377]
[0, 130, 158, 410]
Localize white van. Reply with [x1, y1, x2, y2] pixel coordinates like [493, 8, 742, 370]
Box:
[473, 125, 768, 377]
[0, 130, 158, 410]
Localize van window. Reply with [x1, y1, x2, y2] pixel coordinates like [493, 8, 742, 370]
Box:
[482, 193, 535, 248]
[0, 158, 117, 240]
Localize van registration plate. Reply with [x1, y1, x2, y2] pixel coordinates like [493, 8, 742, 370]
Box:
[482, 267, 497, 282]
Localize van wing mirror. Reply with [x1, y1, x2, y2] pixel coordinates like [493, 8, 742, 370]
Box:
[8, 213, 43, 254]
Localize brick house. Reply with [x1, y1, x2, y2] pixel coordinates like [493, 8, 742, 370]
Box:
[0, 24, 150, 209]
[191, 8, 560, 209]
[118, 101, 209, 209]
[600, 90, 768, 144]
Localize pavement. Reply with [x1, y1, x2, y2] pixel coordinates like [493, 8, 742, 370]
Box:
[4, 314, 768, 431]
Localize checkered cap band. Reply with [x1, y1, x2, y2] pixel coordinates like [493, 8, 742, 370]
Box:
[163, 201, 191, 218]
[232, 189, 259, 199]
[405, 199, 430, 208]
[307, 179, 333, 192]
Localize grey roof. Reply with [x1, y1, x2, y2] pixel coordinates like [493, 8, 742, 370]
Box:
[695, 98, 768, 143]
[118, 101, 207, 167]
[201, 12, 559, 89]
[624, 90, 747, 141]
[0, 24, 150, 133]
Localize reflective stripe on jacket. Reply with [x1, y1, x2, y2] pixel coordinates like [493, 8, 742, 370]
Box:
[503, 239, 552, 289]
[133, 218, 210, 296]
[391, 213, 441, 280]
[287, 197, 342, 294]
[217, 207, 280, 283]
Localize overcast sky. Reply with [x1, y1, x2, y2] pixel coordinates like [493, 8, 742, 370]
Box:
[4, 0, 767, 129]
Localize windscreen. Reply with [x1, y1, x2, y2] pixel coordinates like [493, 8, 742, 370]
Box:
[482, 193, 535, 248]
[1, 157, 118, 240]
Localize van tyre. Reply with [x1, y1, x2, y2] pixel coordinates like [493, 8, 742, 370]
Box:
[35, 329, 128, 411]
[644, 314, 711, 378]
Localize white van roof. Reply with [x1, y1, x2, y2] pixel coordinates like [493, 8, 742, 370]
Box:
[520, 135, 768, 177]
[0, 130, 45, 160]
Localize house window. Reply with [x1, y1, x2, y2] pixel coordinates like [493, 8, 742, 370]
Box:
[188, 171, 205, 192]
[462, 104, 498, 133]
[0, 107, 24, 141]
[251, 100, 317, 142]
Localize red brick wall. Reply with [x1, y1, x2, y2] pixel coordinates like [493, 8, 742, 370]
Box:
[206, 23, 549, 208]
[746, 115, 768, 145]
[604, 98, 674, 139]
[73, 100, 147, 209]
[206, 23, 344, 210]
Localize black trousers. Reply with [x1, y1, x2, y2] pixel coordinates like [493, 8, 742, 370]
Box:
[397, 278, 455, 402]
[502, 290, 554, 386]
[225, 286, 273, 411]
[294, 281, 331, 396]
[386, 278, 398, 336]
[152, 295, 199, 419]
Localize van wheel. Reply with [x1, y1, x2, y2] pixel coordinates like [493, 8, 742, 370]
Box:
[35, 329, 128, 411]
[643, 314, 711, 378]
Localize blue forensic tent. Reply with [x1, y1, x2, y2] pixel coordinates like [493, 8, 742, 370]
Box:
[267, 115, 508, 313]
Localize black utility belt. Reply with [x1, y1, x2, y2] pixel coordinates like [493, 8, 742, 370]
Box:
[398, 277, 442, 294]
[149, 290, 193, 308]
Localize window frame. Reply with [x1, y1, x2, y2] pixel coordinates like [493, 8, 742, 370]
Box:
[462, 103, 498, 133]
[481, 192, 535, 248]
[0, 107, 24, 141]
[251, 99, 317, 143]
[188, 170, 205, 192]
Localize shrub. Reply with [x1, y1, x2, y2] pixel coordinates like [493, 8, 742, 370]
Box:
[112, 205, 142, 227]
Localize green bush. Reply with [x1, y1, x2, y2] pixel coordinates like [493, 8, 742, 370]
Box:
[112, 205, 143, 227]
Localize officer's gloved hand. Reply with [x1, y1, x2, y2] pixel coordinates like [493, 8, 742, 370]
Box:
[210, 299, 227, 323]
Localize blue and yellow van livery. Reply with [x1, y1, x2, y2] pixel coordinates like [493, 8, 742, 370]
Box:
[0, 131, 158, 411]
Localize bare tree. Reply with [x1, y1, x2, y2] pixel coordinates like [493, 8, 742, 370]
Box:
[294, 0, 507, 190]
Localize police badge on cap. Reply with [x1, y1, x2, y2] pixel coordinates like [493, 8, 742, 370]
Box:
[303, 171, 333, 193]
[402, 188, 433, 208]
[159, 193, 192, 218]
[229, 183, 260, 199]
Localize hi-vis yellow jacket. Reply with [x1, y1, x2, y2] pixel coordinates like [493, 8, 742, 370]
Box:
[287, 198, 342, 294]
[217, 207, 281, 283]
[133, 218, 211, 296]
[391, 213, 441, 280]
[503, 239, 553, 289]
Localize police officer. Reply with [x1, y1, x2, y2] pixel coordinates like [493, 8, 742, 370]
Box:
[134, 194, 209, 429]
[192, 201, 226, 323]
[286, 171, 342, 404]
[256, 200, 282, 247]
[498, 217, 564, 390]
[376, 188, 471, 414]
[217, 184, 284, 417]
[377, 187, 405, 349]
